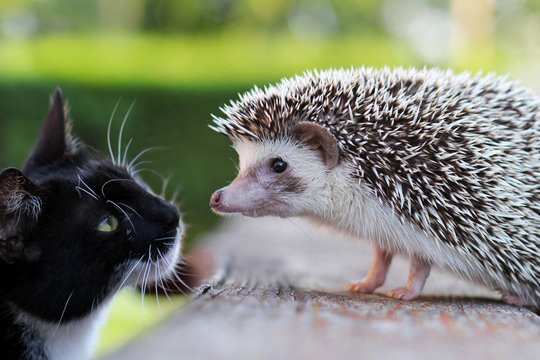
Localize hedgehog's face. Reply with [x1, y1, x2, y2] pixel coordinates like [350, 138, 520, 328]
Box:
[210, 122, 340, 218]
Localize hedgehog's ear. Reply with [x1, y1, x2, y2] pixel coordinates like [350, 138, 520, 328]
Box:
[0, 168, 42, 264]
[24, 88, 69, 172]
[294, 122, 339, 169]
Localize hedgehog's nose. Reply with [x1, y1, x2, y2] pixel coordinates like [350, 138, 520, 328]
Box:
[210, 189, 223, 208]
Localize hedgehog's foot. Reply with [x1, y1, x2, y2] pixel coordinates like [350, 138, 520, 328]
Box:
[346, 246, 392, 293]
[501, 292, 529, 307]
[387, 254, 431, 301]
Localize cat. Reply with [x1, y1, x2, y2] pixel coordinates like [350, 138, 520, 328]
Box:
[0, 89, 183, 360]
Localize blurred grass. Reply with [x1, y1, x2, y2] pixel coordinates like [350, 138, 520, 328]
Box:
[96, 290, 188, 356]
[0, 32, 512, 90]
[0, 32, 417, 88]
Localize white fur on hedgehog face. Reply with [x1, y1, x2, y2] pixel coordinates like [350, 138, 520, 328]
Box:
[215, 138, 334, 218]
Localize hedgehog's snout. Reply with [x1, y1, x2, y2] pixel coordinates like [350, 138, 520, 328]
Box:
[210, 177, 273, 217]
[210, 189, 223, 208]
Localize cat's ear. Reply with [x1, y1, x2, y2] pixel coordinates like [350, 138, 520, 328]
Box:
[24, 88, 70, 170]
[0, 168, 42, 264]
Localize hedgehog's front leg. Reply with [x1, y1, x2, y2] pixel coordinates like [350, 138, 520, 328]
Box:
[387, 254, 431, 300]
[346, 245, 393, 293]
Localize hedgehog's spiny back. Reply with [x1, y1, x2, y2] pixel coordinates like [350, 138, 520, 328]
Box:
[212, 67, 540, 299]
[212, 67, 523, 140]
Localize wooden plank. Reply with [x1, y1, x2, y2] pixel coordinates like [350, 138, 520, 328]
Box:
[103, 218, 540, 360]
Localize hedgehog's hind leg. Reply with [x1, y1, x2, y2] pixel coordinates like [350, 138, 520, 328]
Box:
[501, 292, 530, 306]
[387, 254, 431, 301]
[346, 246, 393, 293]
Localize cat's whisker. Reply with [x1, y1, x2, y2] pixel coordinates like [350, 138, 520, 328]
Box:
[156, 249, 175, 305]
[52, 291, 74, 337]
[134, 168, 162, 179]
[147, 170, 171, 199]
[75, 186, 99, 201]
[166, 268, 191, 278]
[172, 257, 187, 266]
[138, 268, 147, 325]
[170, 283, 186, 295]
[114, 255, 145, 299]
[139, 248, 152, 326]
[77, 175, 100, 199]
[107, 200, 137, 235]
[172, 259, 189, 269]
[161, 228, 178, 236]
[160, 175, 172, 199]
[131, 167, 154, 177]
[117, 101, 135, 166]
[172, 272, 195, 293]
[171, 186, 181, 205]
[134, 257, 146, 289]
[159, 266, 187, 295]
[129, 161, 152, 175]
[169, 266, 193, 277]
[137, 168, 172, 200]
[101, 178, 137, 198]
[172, 264, 195, 277]
[117, 202, 142, 218]
[122, 138, 133, 167]
[128, 147, 161, 171]
[107, 100, 121, 165]
[154, 260, 162, 316]
[154, 236, 176, 241]
[160, 280, 174, 305]
[162, 255, 194, 293]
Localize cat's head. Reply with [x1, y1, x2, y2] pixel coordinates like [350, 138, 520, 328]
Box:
[0, 89, 183, 322]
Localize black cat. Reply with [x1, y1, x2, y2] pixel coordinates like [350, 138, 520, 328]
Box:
[0, 90, 183, 360]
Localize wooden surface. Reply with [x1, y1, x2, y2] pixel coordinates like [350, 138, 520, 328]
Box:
[103, 217, 540, 360]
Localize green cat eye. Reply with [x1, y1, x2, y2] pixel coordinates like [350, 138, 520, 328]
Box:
[97, 215, 118, 232]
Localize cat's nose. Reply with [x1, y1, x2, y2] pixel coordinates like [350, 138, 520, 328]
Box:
[165, 203, 181, 228]
[155, 200, 180, 228]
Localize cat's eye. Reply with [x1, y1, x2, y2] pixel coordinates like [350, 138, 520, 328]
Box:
[97, 215, 118, 232]
[271, 158, 288, 173]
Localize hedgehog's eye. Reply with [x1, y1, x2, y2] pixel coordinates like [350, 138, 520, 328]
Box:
[97, 215, 118, 232]
[271, 158, 288, 173]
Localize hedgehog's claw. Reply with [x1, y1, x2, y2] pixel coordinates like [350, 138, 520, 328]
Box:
[387, 254, 431, 301]
[346, 280, 379, 293]
[346, 246, 393, 294]
[501, 292, 530, 307]
[387, 286, 419, 300]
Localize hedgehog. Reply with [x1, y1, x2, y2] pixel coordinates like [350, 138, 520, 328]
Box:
[209, 67, 540, 306]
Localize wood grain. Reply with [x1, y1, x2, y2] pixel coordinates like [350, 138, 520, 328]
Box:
[103, 217, 540, 360]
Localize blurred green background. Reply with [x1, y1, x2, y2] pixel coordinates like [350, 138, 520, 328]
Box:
[1, 0, 539, 356]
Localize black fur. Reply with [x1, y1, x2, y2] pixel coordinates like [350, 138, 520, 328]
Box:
[0, 89, 181, 359]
